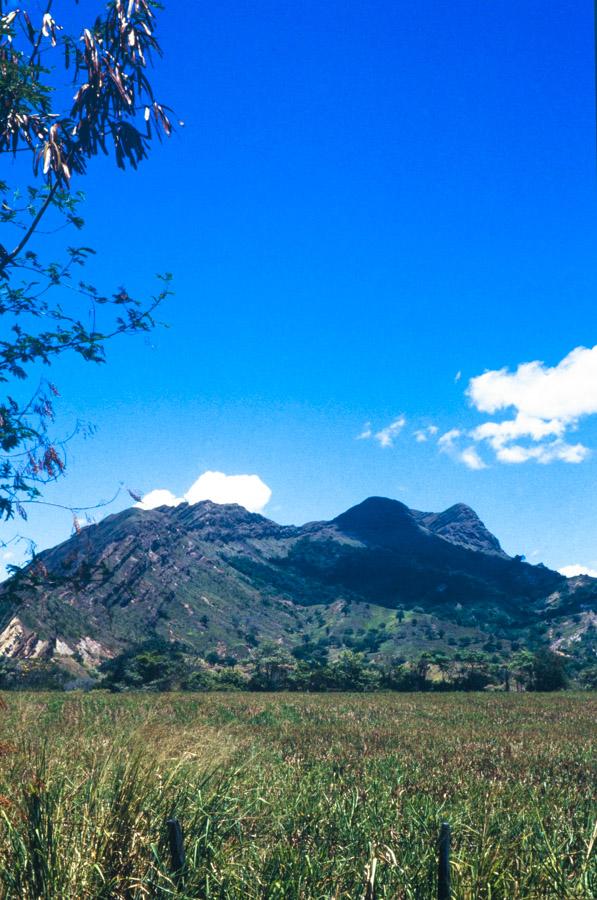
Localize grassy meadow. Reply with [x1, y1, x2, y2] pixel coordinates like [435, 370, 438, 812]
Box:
[0, 691, 594, 898]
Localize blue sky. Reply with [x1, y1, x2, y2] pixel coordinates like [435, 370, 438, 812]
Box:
[3, 0, 597, 576]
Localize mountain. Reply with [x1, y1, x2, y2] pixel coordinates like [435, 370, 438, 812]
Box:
[0, 497, 595, 674]
[412, 502, 508, 556]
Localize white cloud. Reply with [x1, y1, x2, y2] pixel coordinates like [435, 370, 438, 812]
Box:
[438, 429, 487, 470]
[495, 441, 589, 465]
[374, 416, 406, 448]
[467, 345, 597, 420]
[470, 413, 566, 449]
[442, 345, 597, 467]
[185, 471, 272, 512]
[438, 428, 462, 449]
[559, 564, 597, 579]
[138, 489, 182, 510]
[358, 416, 406, 448]
[136, 471, 272, 514]
[460, 447, 488, 470]
[414, 424, 439, 443]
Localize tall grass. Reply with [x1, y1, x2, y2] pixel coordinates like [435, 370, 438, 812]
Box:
[0, 692, 594, 898]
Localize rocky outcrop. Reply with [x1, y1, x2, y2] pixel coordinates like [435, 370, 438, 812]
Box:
[413, 503, 508, 557]
[0, 617, 49, 658]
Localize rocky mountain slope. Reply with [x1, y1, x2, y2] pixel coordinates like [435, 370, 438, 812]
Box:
[0, 497, 595, 672]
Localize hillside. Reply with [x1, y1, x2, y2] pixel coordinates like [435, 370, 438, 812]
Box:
[0, 497, 595, 677]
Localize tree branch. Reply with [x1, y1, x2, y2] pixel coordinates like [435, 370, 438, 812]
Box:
[1, 179, 60, 275]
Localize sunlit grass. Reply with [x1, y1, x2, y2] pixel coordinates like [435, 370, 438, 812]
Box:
[0, 692, 594, 897]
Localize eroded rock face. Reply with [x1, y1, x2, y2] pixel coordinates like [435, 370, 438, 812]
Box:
[0, 617, 49, 658]
[54, 639, 74, 657]
[76, 636, 111, 666]
[550, 610, 597, 651]
[0, 618, 111, 665]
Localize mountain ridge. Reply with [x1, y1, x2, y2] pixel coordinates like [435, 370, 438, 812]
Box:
[0, 496, 595, 676]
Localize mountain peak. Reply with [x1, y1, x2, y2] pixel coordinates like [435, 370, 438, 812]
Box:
[442, 502, 478, 517]
[332, 497, 420, 546]
[338, 496, 411, 516]
[415, 503, 507, 557]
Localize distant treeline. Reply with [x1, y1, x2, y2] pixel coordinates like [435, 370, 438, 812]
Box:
[2, 638, 593, 692]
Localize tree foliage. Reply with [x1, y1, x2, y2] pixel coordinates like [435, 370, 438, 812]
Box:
[509, 648, 568, 692]
[0, 1, 174, 527]
[1, 638, 586, 692]
[98, 639, 187, 691]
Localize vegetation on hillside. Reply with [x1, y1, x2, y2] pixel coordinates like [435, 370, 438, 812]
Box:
[1, 638, 586, 693]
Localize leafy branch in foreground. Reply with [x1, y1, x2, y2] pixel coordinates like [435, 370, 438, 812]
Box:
[0, 1, 177, 526]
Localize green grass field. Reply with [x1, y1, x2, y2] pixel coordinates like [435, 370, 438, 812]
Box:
[0, 692, 594, 898]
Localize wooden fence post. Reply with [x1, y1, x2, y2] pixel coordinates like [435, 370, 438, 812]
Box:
[438, 821, 451, 900]
[166, 817, 185, 876]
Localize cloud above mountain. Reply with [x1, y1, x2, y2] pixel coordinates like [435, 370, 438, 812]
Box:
[138, 488, 182, 509]
[467, 345, 597, 421]
[358, 416, 406, 448]
[137, 471, 272, 513]
[438, 429, 487, 470]
[559, 564, 597, 579]
[440, 345, 596, 467]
